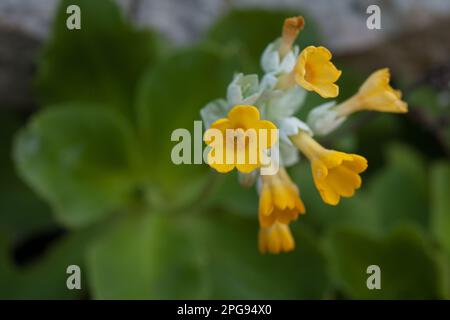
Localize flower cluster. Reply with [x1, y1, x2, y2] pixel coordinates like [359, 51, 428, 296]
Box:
[200, 16, 408, 254]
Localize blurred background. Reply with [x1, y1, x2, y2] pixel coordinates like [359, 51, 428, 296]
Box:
[0, 0, 449, 299]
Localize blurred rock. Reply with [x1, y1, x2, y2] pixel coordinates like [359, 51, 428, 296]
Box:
[1, 0, 450, 110]
[0, 25, 40, 110]
[0, 0, 58, 40]
[2, 0, 450, 51]
[337, 17, 450, 86]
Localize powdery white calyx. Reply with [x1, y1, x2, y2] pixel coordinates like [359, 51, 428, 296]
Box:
[200, 99, 229, 129]
[279, 117, 313, 145]
[307, 101, 346, 136]
[226, 73, 261, 106]
[279, 140, 299, 167]
[261, 39, 300, 75]
[274, 116, 311, 167]
[263, 86, 306, 123]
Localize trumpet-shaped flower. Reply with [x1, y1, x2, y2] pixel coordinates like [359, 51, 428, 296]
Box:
[198, 15, 406, 254]
[279, 16, 304, 58]
[294, 46, 342, 98]
[259, 167, 305, 227]
[204, 105, 277, 173]
[336, 68, 408, 116]
[291, 132, 367, 205]
[259, 222, 295, 254]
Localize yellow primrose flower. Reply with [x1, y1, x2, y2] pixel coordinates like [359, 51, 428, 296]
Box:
[294, 46, 342, 98]
[259, 167, 305, 228]
[336, 68, 408, 116]
[291, 132, 367, 205]
[258, 222, 295, 254]
[204, 105, 277, 174]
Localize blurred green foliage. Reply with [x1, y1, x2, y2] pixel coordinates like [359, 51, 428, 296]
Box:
[1, 0, 449, 299]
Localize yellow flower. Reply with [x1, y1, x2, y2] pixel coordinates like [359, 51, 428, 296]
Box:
[259, 167, 305, 227]
[294, 46, 342, 98]
[336, 68, 408, 116]
[291, 132, 367, 205]
[204, 105, 277, 173]
[258, 222, 295, 254]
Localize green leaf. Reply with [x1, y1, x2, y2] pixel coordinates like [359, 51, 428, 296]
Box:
[36, 0, 163, 118]
[368, 144, 429, 233]
[206, 172, 258, 218]
[13, 105, 141, 228]
[431, 162, 450, 254]
[87, 210, 329, 299]
[325, 226, 445, 299]
[288, 144, 429, 237]
[202, 213, 329, 299]
[135, 47, 238, 204]
[87, 212, 208, 299]
[0, 228, 96, 299]
[11, 228, 96, 299]
[207, 9, 318, 73]
[0, 112, 54, 240]
[407, 85, 441, 116]
[0, 234, 16, 299]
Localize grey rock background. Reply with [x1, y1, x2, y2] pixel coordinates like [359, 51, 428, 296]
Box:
[2, 0, 450, 51]
[1, 0, 450, 109]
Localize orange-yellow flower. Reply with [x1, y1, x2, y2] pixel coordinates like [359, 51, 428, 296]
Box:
[204, 105, 277, 173]
[291, 132, 367, 205]
[259, 167, 305, 227]
[259, 222, 295, 254]
[294, 46, 342, 98]
[336, 68, 408, 116]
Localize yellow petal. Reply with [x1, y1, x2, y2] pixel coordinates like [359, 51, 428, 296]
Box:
[344, 154, 368, 173]
[257, 120, 278, 148]
[207, 150, 234, 173]
[204, 105, 278, 174]
[228, 105, 260, 128]
[259, 184, 273, 217]
[358, 68, 408, 113]
[258, 223, 295, 254]
[311, 151, 367, 205]
[210, 118, 232, 132]
[259, 212, 276, 228]
[317, 185, 341, 206]
[294, 46, 341, 98]
[326, 166, 358, 197]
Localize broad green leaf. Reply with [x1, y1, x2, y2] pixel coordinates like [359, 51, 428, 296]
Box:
[136, 47, 238, 204]
[0, 228, 96, 299]
[431, 162, 450, 254]
[206, 172, 258, 218]
[11, 228, 96, 299]
[207, 9, 318, 73]
[87, 210, 329, 299]
[13, 105, 141, 227]
[0, 112, 54, 240]
[325, 226, 445, 299]
[0, 234, 16, 299]
[36, 0, 163, 118]
[355, 115, 405, 170]
[87, 212, 208, 299]
[288, 143, 428, 237]
[368, 144, 429, 233]
[202, 213, 329, 299]
[407, 85, 440, 116]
